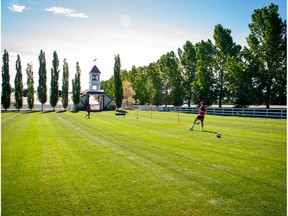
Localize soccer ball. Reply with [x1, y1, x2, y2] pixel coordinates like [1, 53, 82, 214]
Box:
[216, 133, 221, 138]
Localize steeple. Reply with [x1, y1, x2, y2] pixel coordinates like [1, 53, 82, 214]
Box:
[89, 65, 101, 90]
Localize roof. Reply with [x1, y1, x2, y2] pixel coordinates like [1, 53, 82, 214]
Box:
[81, 90, 107, 95]
[89, 65, 101, 74]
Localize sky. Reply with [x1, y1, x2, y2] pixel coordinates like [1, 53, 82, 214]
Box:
[1, 0, 287, 90]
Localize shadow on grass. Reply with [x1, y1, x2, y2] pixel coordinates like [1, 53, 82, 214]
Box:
[20, 110, 42, 114]
[56, 110, 67, 113]
[42, 110, 73, 114]
[4, 110, 70, 114]
[115, 109, 128, 116]
[203, 130, 222, 138]
[40, 110, 55, 114]
[203, 130, 217, 134]
[20, 110, 71, 114]
[1, 110, 42, 114]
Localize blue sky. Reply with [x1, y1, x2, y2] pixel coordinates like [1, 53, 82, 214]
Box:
[1, 0, 287, 90]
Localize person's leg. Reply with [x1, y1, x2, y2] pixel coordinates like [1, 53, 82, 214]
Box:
[190, 117, 198, 130]
[200, 120, 204, 131]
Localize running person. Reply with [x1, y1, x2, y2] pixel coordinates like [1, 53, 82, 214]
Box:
[85, 104, 91, 119]
[190, 101, 207, 131]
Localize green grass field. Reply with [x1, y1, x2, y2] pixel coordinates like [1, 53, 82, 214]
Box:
[1, 110, 286, 215]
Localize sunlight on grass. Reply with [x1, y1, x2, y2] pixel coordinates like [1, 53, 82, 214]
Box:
[1, 110, 286, 215]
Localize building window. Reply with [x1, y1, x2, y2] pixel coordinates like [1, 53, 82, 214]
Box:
[93, 85, 98, 90]
[92, 74, 98, 81]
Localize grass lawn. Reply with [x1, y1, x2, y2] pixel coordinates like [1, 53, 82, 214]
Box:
[1, 110, 286, 215]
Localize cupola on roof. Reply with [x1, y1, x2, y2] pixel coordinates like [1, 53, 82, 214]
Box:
[90, 65, 101, 74]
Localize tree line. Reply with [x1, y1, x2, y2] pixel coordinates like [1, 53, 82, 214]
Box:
[1, 49, 81, 111]
[2, 3, 286, 111]
[103, 3, 286, 108]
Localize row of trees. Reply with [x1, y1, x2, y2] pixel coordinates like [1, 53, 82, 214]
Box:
[103, 3, 286, 108]
[1, 49, 82, 111]
[2, 4, 286, 110]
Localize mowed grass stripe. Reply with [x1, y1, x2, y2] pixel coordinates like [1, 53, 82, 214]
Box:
[2, 112, 46, 212]
[53, 112, 208, 215]
[1, 111, 286, 215]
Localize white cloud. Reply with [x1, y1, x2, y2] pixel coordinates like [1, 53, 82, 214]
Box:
[44, 7, 88, 18]
[8, 3, 29, 13]
[3, 13, 214, 90]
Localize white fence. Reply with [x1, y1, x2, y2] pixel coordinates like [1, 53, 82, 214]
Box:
[160, 106, 287, 119]
[1, 104, 74, 111]
[1, 103, 100, 111]
[3, 103, 287, 119]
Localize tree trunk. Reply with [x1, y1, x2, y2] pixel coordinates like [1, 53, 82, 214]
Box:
[219, 87, 223, 108]
[73, 104, 78, 111]
[266, 84, 271, 109]
[219, 71, 223, 108]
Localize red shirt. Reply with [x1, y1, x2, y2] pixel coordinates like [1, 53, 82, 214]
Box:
[198, 106, 206, 116]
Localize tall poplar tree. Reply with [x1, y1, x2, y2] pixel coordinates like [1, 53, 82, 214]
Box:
[37, 50, 47, 111]
[113, 54, 123, 110]
[72, 62, 81, 106]
[1, 49, 11, 110]
[50, 51, 60, 110]
[14, 55, 23, 110]
[62, 58, 69, 110]
[26, 63, 34, 111]
[247, 3, 286, 107]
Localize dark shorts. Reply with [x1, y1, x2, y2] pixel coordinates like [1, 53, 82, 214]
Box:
[196, 115, 205, 120]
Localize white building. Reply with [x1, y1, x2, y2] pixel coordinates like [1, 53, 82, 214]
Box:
[89, 65, 101, 90]
[77, 64, 114, 111]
